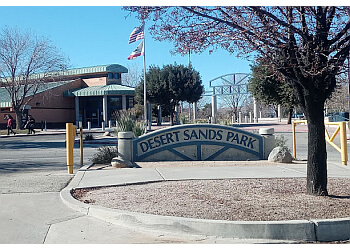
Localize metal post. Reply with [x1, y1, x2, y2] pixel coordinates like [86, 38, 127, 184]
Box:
[340, 121, 348, 165]
[143, 35, 147, 132]
[212, 95, 217, 124]
[102, 121, 105, 131]
[80, 127, 83, 166]
[292, 121, 296, 159]
[66, 123, 74, 174]
[148, 102, 152, 131]
[157, 105, 162, 126]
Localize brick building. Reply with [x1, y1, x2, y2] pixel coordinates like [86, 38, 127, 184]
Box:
[0, 64, 135, 129]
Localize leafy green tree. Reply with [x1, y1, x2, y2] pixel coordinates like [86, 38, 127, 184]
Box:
[135, 64, 204, 125]
[248, 59, 298, 124]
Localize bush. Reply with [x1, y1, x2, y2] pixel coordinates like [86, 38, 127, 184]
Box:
[218, 119, 231, 126]
[179, 114, 187, 124]
[91, 146, 117, 164]
[275, 135, 291, 152]
[84, 133, 94, 141]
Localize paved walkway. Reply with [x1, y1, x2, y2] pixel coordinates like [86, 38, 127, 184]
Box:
[2, 120, 350, 243]
[60, 160, 350, 243]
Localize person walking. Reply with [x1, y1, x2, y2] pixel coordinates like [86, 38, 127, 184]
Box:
[26, 115, 36, 134]
[5, 114, 16, 136]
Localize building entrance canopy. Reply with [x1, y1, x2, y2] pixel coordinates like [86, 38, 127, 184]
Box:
[71, 84, 135, 97]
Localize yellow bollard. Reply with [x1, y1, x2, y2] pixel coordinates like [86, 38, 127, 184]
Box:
[292, 121, 296, 159]
[340, 121, 348, 166]
[66, 123, 74, 174]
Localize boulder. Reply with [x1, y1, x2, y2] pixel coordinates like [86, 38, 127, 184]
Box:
[111, 157, 133, 168]
[268, 146, 293, 163]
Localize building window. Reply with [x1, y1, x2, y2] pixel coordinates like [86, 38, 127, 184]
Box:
[108, 73, 113, 79]
[108, 96, 122, 109]
[127, 96, 134, 109]
[114, 73, 120, 79]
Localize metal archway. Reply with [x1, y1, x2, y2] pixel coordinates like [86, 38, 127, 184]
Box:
[202, 73, 258, 124]
[209, 73, 251, 96]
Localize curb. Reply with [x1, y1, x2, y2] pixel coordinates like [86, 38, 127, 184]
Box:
[60, 165, 92, 214]
[60, 172, 350, 242]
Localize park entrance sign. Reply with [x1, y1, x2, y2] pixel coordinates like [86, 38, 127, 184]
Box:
[132, 124, 271, 162]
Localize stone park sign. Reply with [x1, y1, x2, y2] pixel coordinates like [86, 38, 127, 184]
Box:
[126, 124, 275, 162]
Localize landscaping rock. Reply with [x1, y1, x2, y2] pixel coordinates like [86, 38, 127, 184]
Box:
[111, 157, 133, 168]
[268, 146, 293, 163]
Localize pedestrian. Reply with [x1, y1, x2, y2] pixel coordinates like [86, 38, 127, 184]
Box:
[4, 114, 16, 136]
[25, 115, 36, 134]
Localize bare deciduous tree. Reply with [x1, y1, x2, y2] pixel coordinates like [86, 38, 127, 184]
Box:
[125, 6, 350, 195]
[123, 62, 142, 87]
[0, 27, 67, 129]
[326, 76, 349, 113]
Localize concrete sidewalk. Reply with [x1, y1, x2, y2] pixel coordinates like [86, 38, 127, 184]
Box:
[60, 161, 350, 243]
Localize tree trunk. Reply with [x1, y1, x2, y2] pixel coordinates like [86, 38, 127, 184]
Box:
[15, 109, 23, 130]
[305, 100, 328, 196]
[287, 107, 293, 124]
[170, 109, 174, 126]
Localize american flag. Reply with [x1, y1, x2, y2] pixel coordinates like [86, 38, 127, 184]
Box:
[128, 23, 144, 44]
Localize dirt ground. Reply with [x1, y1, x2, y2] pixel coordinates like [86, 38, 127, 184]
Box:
[72, 177, 350, 222]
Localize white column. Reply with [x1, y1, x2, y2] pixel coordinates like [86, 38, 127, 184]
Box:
[75, 96, 79, 127]
[122, 95, 127, 110]
[102, 95, 108, 124]
[212, 95, 217, 124]
[193, 102, 197, 122]
[253, 98, 259, 123]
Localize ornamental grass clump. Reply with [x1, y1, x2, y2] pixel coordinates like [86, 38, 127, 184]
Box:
[91, 146, 117, 164]
[113, 110, 146, 138]
[133, 120, 146, 137]
[114, 110, 134, 133]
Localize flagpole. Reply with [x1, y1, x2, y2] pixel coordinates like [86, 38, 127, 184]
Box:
[143, 25, 148, 132]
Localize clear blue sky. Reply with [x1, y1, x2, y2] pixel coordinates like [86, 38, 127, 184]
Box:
[0, 6, 252, 94]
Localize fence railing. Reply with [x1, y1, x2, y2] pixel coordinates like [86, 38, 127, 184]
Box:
[292, 120, 348, 165]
